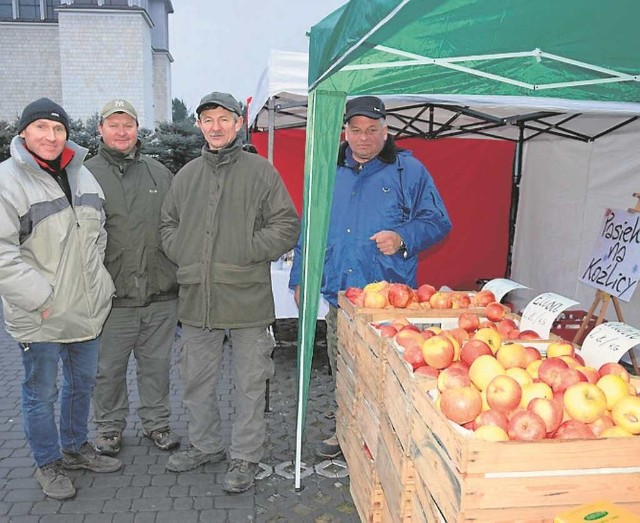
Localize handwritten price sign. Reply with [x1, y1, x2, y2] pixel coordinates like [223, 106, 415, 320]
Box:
[579, 208, 640, 302]
[519, 292, 579, 338]
[481, 278, 529, 302]
[577, 322, 640, 368]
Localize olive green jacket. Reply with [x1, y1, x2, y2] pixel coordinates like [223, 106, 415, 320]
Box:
[86, 142, 178, 308]
[160, 140, 300, 329]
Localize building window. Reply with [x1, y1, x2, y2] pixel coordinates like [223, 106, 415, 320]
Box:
[44, 0, 60, 19]
[0, 0, 13, 18]
[102, 0, 129, 5]
[18, 0, 40, 19]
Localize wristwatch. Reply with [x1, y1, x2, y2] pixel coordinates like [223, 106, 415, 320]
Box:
[398, 238, 408, 259]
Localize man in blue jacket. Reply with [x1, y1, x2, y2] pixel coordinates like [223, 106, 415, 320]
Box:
[289, 96, 452, 458]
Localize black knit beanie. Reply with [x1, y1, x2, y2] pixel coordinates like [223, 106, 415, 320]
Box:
[18, 98, 70, 138]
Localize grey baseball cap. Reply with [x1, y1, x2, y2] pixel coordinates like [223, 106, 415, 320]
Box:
[101, 99, 138, 120]
[196, 92, 242, 117]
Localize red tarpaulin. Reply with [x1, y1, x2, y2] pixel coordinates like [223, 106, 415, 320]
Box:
[252, 129, 515, 291]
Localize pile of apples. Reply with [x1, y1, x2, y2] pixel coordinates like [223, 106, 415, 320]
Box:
[373, 307, 640, 441]
[345, 281, 496, 310]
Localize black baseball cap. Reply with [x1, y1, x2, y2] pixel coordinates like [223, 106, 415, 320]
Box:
[344, 96, 386, 122]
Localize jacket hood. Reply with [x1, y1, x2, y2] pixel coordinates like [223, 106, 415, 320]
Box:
[337, 134, 401, 166]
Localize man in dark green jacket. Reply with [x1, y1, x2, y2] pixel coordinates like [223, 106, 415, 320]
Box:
[86, 100, 180, 456]
[160, 92, 300, 493]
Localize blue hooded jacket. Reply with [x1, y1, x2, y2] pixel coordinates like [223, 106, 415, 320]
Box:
[289, 136, 451, 307]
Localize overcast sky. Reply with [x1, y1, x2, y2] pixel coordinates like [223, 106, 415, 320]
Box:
[168, 0, 347, 114]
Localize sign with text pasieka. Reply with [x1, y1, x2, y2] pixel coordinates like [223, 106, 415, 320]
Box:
[579, 208, 640, 302]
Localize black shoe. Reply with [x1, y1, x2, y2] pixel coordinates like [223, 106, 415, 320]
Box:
[315, 436, 342, 459]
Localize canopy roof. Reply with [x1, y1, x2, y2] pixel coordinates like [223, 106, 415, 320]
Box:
[310, 0, 640, 106]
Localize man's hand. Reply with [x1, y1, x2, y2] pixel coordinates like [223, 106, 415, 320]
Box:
[370, 230, 403, 256]
[294, 285, 300, 307]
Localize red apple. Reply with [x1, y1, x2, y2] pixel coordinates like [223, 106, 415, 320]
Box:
[416, 283, 436, 303]
[485, 302, 507, 322]
[507, 410, 546, 441]
[474, 409, 509, 432]
[420, 329, 437, 341]
[478, 320, 498, 331]
[473, 289, 497, 307]
[429, 291, 453, 309]
[587, 414, 615, 437]
[387, 283, 413, 308]
[402, 344, 426, 370]
[527, 397, 563, 434]
[553, 419, 596, 440]
[523, 346, 543, 367]
[414, 365, 440, 379]
[458, 312, 480, 333]
[437, 365, 471, 392]
[421, 333, 455, 369]
[472, 327, 502, 353]
[376, 324, 398, 338]
[496, 318, 518, 338]
[440, 386, 483, 425]
[345, 287, 363, 305]
[598, 362, 631, 383]
[575, 365, 599, 384]
[447, 327, 470, 346]
[554, 367, 587, 394]
[486, 375, 522, 413]
[460, 339, 493, 367]
[395, 329, 424, 350]
[517, 329, 541, 340]
[538, 357, 570, 392]
[452, 293, 472, 309]
[469, 354, 506, 391]
[399, 323, 421, 333]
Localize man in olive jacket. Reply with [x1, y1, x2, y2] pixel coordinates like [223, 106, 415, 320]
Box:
[86, 100, 179, 457]
[160, 92, 300, 493]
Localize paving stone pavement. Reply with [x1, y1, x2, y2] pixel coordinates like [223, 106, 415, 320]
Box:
[0, 308, 360, 523]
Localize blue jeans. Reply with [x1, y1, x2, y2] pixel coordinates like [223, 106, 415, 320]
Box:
[19, 337, 99, 467]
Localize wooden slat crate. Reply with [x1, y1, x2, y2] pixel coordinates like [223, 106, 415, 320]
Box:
[336, 350, 357, 426]
[410, 377, 640, 522]
[339, 422, 385, 523]
[410, 469, 447, 523]
[378, 412, 416, 521]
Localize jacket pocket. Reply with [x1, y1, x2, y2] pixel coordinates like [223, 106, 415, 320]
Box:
[176, 263, 202, 284]
[211, 262, 269, 284]
[104, 248, 125, 297]
[153, 246, 178, 294]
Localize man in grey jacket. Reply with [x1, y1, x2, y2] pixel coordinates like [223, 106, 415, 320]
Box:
[0, 98, 121, 500]
[86, 100, 180, 456]
[160, 92, 300, 493]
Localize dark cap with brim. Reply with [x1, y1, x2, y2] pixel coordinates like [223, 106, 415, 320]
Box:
[344, 96, 386, 122]
[196, 92, 242, 117]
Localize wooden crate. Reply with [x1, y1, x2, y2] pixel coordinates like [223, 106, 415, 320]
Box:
[410, 377, 640, 522]
[336, 350, 357, 425]
[382, 342, 416, 453]
[410, 469, 447, 523]
[340, 423, 385, 523]
[378, 412, 416, 521]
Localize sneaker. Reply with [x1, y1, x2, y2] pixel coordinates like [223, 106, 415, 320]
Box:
[146, 428, 180, 451]
[35, 459, 76, 500]
[166, 445, 226, 472]
[223, 459, 260, 493]
[94, 431, 122, 456]
[62, 442, 122, 473]
[315, 435, 342, 459]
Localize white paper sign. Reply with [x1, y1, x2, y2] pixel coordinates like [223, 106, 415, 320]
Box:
[579, 208, 640, 302]
[519, 292, 580, 338]
[481, 278, 530, 302]
[577, 321, 640, 368]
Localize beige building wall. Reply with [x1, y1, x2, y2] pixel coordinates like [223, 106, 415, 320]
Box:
[153, 50, 172, 123]
[58, 9, 156, 128]
[0, 23, 62, 122]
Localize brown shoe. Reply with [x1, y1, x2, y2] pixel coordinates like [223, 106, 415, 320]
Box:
[94, 431, 122, 456]
[36, 460, 76, 500]
[62, 442, 122, 473]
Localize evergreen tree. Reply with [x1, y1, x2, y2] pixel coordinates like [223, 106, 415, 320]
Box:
[172, 98, 194, 123]
[143, 120, 203, 173]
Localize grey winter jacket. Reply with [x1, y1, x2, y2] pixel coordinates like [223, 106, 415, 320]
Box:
[160, 140, 300, 329]
[0, 136, 115, 343]
[85, 142, 178, 308]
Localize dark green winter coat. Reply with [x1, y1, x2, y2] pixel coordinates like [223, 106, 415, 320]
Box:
[86, 142, 178, 308]
[160, 140, 300, 329]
